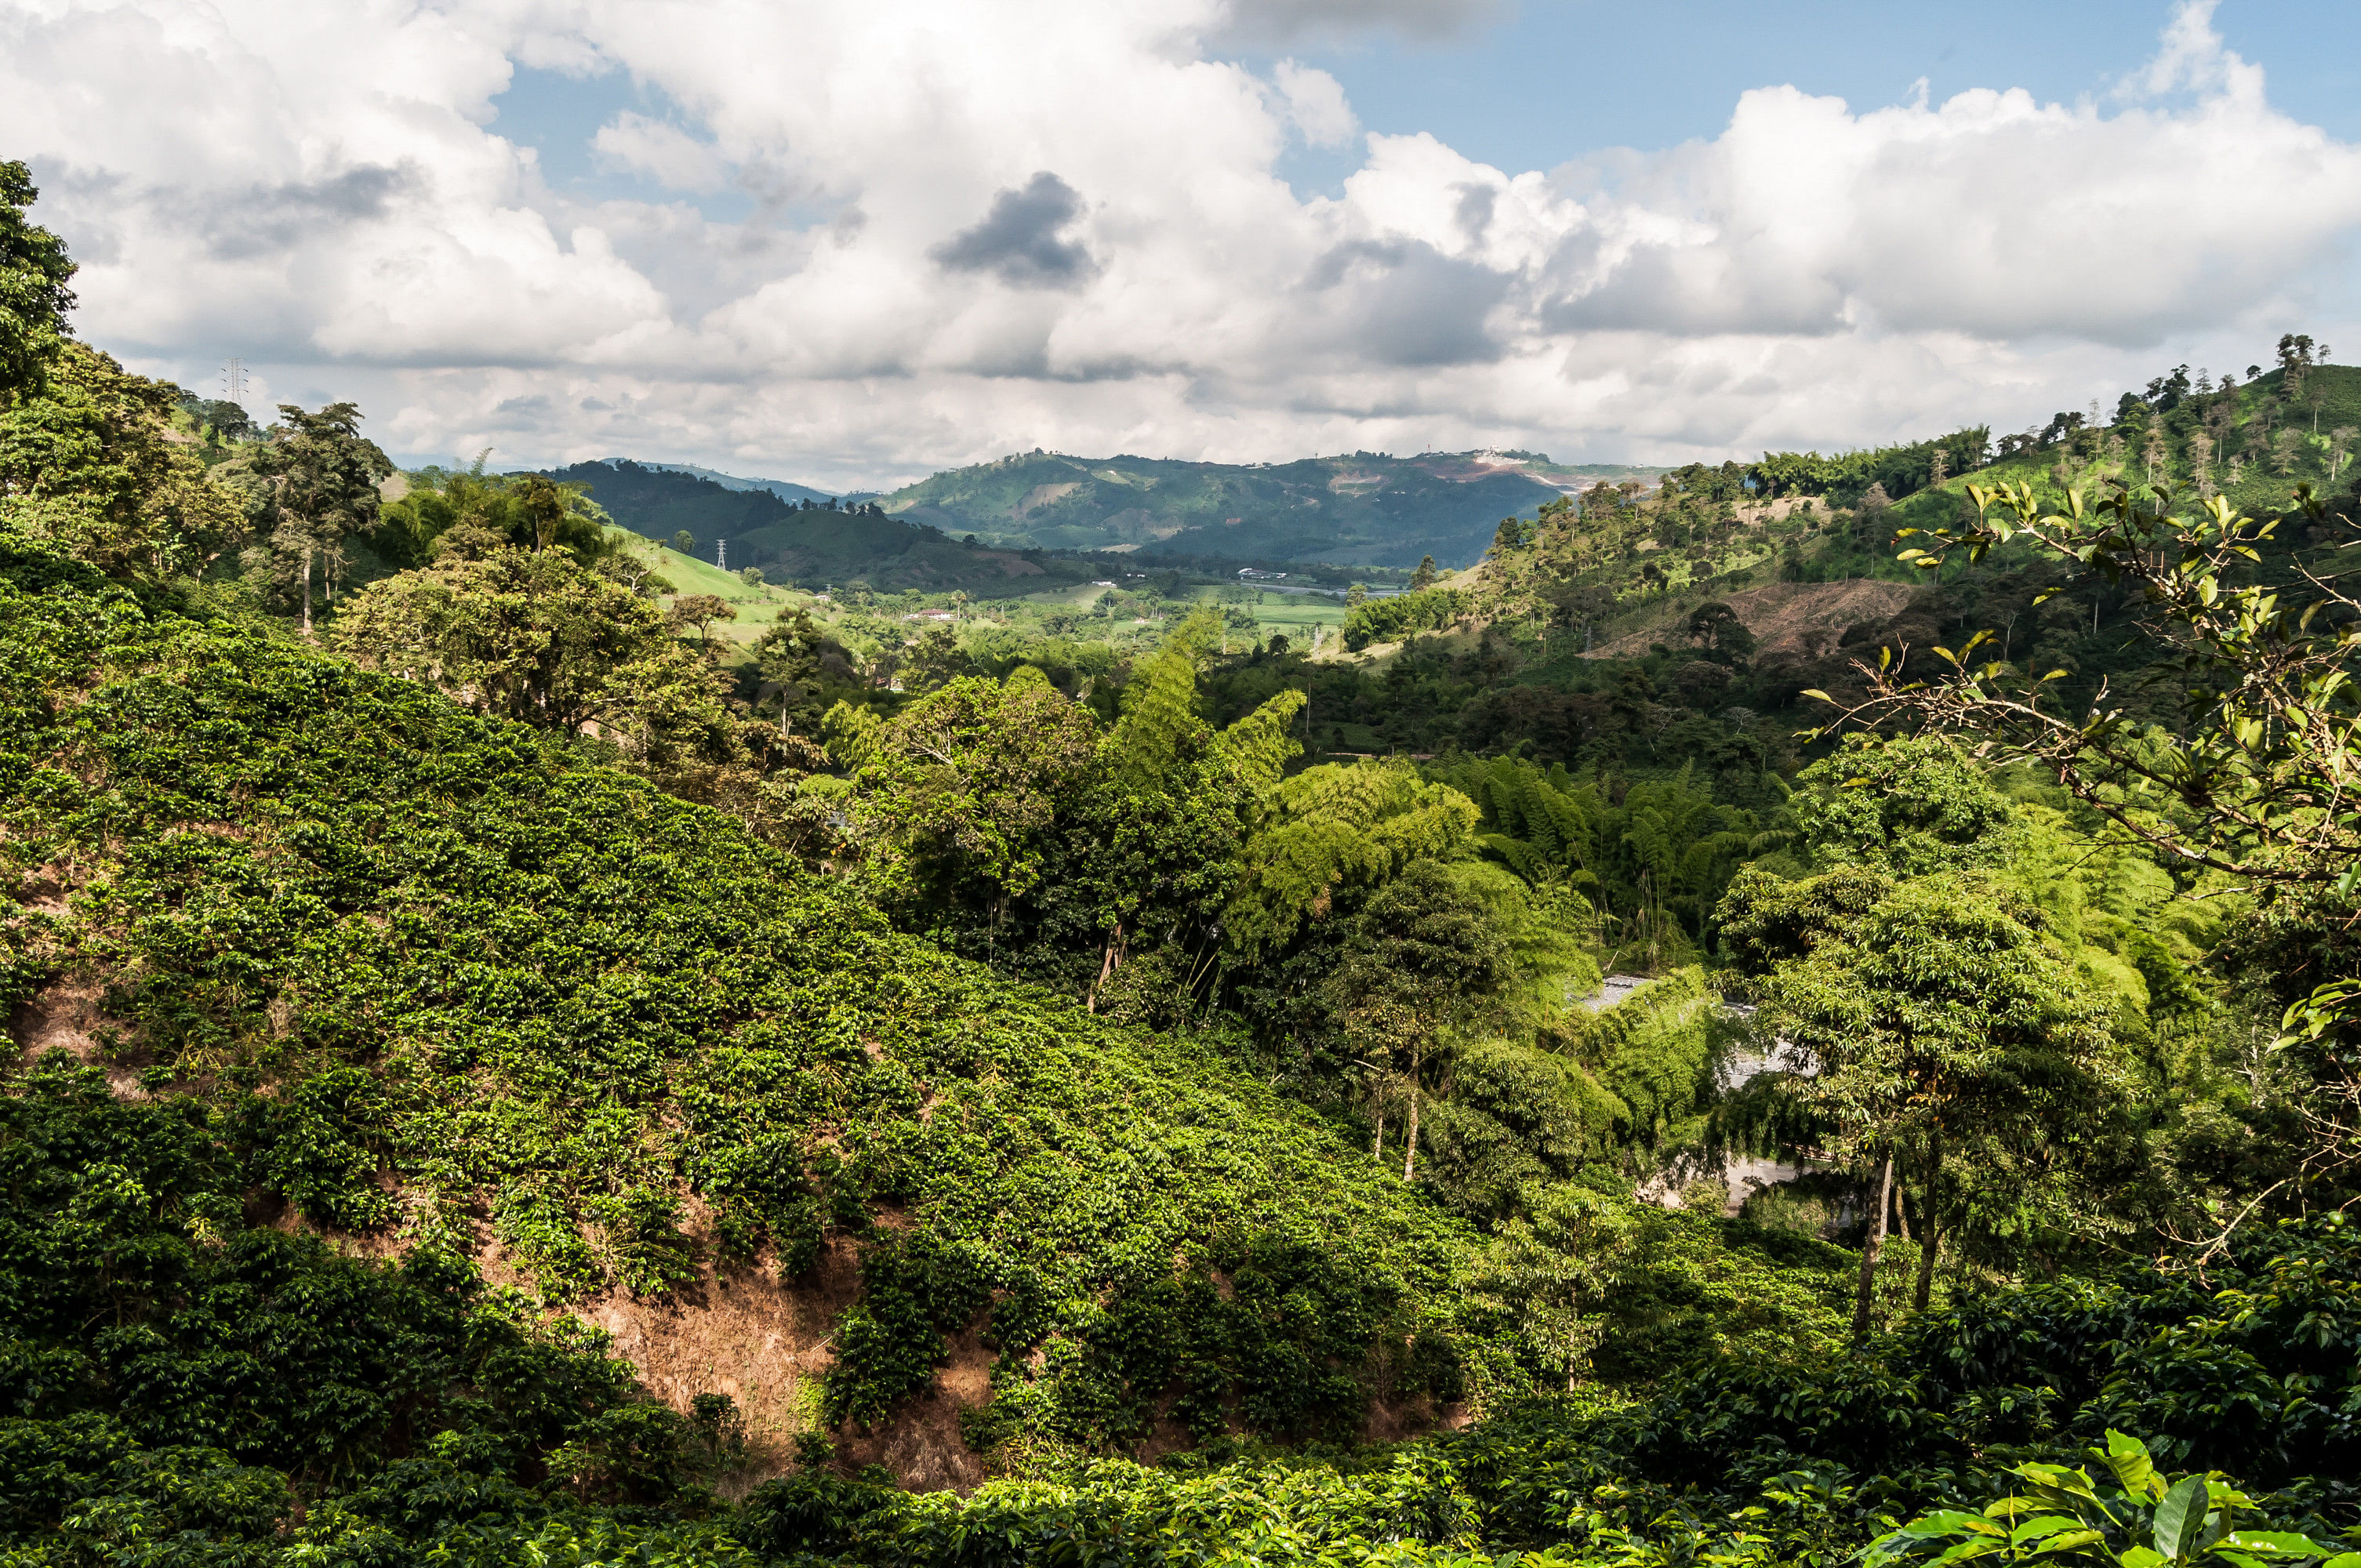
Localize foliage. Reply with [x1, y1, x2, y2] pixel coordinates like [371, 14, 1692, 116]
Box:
[1865, 1432, 2351, 1568]
[1863, 480, 2359, 896]
[377, 462, 619, 571]
[0, 343, 243, 581]
[0, 160, 75, 399]
[0, 539, 1477, 1472]
[330, 540, 748, 787]
[239, 401, 394, 630]
[1749, 428, 1992, 504]
[1345, 587, 1473, 650]
[828, 614, 1306, 1003]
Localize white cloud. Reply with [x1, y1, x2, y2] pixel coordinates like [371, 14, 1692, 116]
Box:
[592, 112, 730, 193]
[1272, 60, 1357, 149]
[1, 0, 2356, 485]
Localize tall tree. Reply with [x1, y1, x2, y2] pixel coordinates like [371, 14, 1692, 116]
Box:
[249, 403, 393, 633]
[0, 161, 76, 399]
[331, 543, 719, 744]
[1324, 858, 1512, 1182]
[1722, 868, 2115, 1329]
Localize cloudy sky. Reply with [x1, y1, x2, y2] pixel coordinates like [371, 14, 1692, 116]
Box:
[5, 0, 2357, 488]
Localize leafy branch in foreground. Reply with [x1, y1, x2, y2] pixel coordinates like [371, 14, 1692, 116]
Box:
[1809, 477, 2360, 1056]
[1813, 478, 2359, 890]
[1865, 1431, 2355, 1568]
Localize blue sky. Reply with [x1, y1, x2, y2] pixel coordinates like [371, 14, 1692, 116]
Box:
[1274, 1, 2357, 172]
[9, 0, 2357, 486]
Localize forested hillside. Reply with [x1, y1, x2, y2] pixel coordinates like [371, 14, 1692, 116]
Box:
[5, 162, 2361, 1568]
[543, 460, 1050, 593]
[876, 448, 1659, 568]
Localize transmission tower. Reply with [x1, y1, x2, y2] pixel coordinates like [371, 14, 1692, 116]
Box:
[717, 538, 727, 571]
[220, 358, 249, 407]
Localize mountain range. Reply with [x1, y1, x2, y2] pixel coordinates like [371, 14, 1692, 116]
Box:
[554, 450, 1663, 580]
[877, 449, 1660, 566]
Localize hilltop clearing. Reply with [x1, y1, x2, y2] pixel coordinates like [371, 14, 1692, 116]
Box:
[1578, 578, 1916, 661]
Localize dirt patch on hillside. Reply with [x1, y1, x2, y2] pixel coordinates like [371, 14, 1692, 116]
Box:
[9, 970, 147, 1098]
[834, 1323, 995, 1492]
[1012, 482, 1079, 518]
[1586, 579, 1917, 661]
[581, 1239, 863, 1480]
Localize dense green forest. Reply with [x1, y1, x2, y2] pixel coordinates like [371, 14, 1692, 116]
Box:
[5, 161, 2361, 1567]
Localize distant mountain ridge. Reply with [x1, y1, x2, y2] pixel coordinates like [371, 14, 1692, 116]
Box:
[877, 449, 1663, 568]
[619, 459, 848, 507]
[560, 450, 1665, 577]
[543, 459, 1042, 592]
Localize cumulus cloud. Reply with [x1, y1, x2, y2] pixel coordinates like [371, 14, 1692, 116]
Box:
[593, 113, 730, 193]
[0, 0, 2355, 484]
[1272, 59, 1357, 148]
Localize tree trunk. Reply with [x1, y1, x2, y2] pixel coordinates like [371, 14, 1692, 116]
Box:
[1851, 1149, 1894, 1341]
[1914, 1207, 1941, 1312]
[1086, 924, 1125, 1014]
[1912, 1131, 1944, 1312]
[300, 543, 314, 636]
[1400, 1046, 1422, 1183]
[1371, 1101, 1385, 1166]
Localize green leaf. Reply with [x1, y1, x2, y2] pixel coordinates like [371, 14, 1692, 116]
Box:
[2219, 1534, 2338, 1559]
[2100, 1432, 2158, 1500]
[1912, 1513, 2007, 1538]
[2156, 1475, 2209, 1559]
[2122, 1548, 2169, 1568]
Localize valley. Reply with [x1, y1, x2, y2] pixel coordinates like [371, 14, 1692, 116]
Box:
[5, 162, 2361, 1568]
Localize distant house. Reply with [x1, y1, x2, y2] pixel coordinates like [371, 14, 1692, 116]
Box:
[1237, 568, 1288, 581]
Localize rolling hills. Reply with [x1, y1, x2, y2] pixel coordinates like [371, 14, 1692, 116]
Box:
[880, 449, 1662, 568]
[546, 459, 1065, 593]
[554, 452, 1664, 582]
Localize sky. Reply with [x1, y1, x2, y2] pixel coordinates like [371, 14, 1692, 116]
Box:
[3, 0, 2357, 489]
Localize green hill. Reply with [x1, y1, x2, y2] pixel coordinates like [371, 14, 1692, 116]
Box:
[0, 543, 1477, 1480]
[876, 450, 1662, 568]
[547, 459, 1059, 593]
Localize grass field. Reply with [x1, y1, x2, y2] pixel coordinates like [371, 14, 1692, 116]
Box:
[621, 535, 823, 644]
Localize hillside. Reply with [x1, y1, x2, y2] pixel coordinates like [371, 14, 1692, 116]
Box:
[0, 543, 1483, 1484]
[638, 461, 839, 506]
[547, 459, 1059, 593]
[877, 449, 1662, 568]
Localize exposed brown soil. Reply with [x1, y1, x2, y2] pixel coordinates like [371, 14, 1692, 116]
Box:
[1586, 578, 1917, 662]
[581, 1234, 868, 1480]
[834, 1322, 994, 1492]
[9, 970, 147, 1098]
